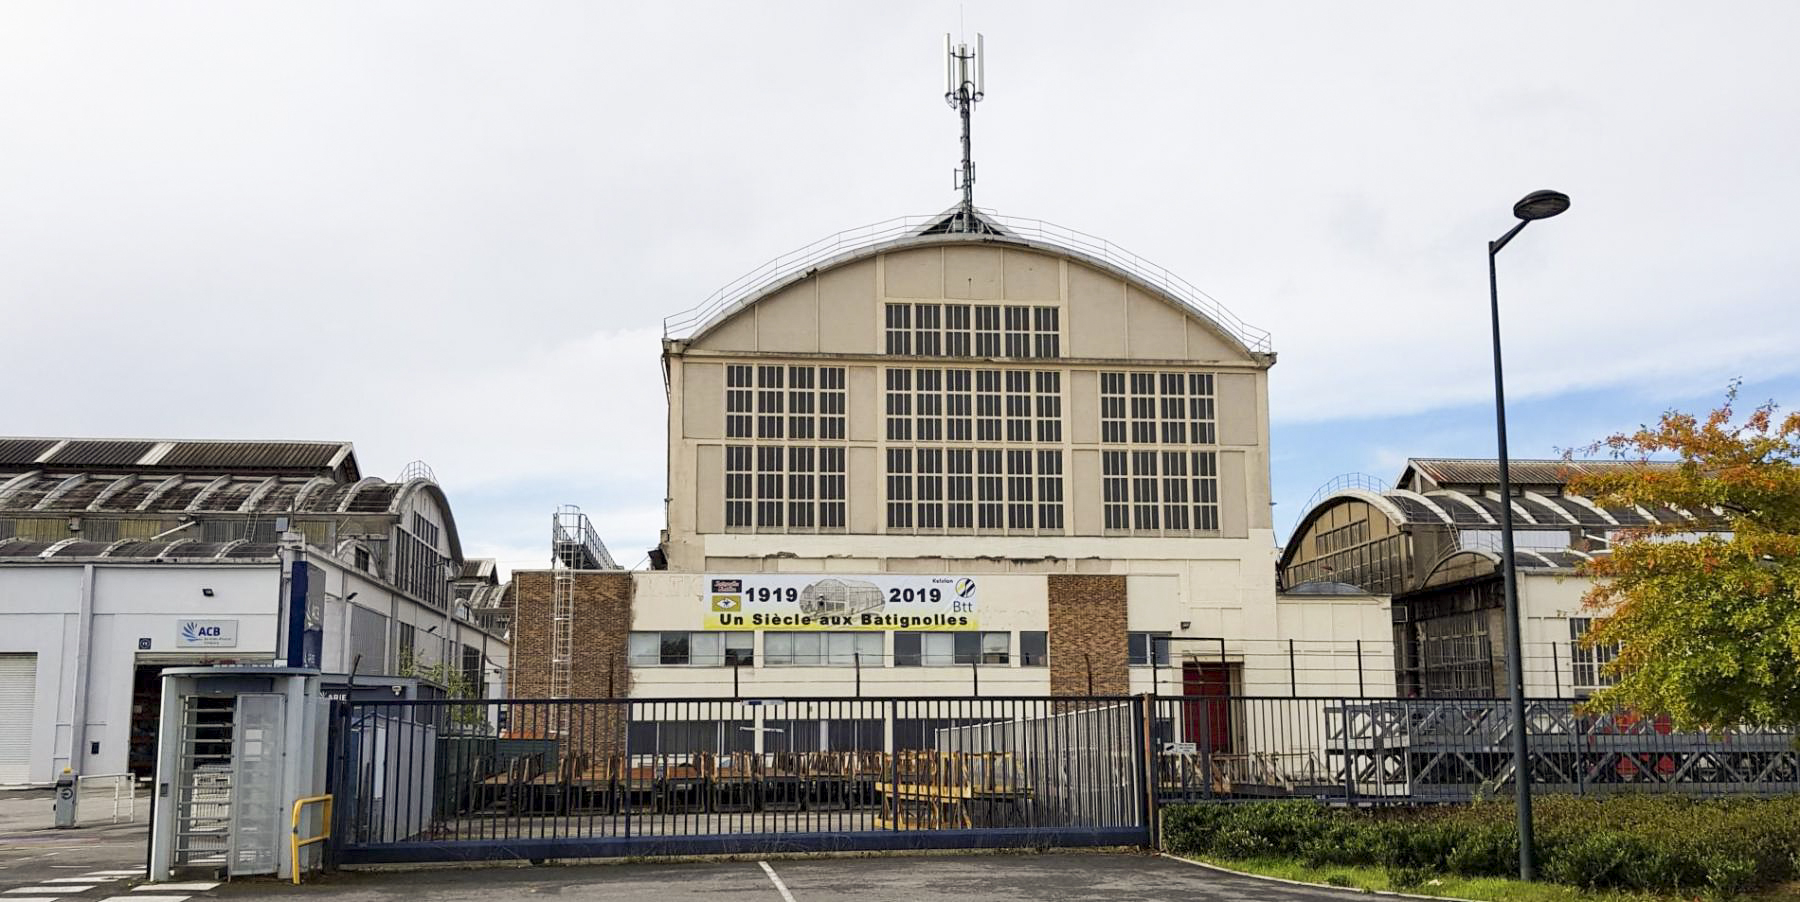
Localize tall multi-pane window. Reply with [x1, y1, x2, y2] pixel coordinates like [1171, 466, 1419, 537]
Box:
[884, 302, 1061, 359]
[1098, 370, 1222, 535]
[1102, 371, 1216, 447]
[730, 364, 844, 441]
[726, 365, 753, 438]
[885, 366, 1064, 534]
[1569, 617, 1620, 691]
[726, 443, 846, 532]
[1103, 450, 1220, 534]
[721, 362, 848, 534]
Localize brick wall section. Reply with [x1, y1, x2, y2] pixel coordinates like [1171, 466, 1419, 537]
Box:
[509, 570, 634, 699]
[1047, 574, 1129, 696]
[507, 570, 633, 756]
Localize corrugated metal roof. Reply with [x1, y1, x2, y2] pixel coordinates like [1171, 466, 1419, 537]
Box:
[46, 440, 157, 468]
[0, 436, 357, 479]
[0, 439, 58, 467]
[1401, 457, 1668, 490]
[157, 440, 349, 473]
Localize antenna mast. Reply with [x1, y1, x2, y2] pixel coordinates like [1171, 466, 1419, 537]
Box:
[944, 33, 986, 229]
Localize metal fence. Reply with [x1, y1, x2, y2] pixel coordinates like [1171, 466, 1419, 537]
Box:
[328, 693, 1799, 865]
[1150, 696, 1800, 805]
[331, 696, 1149, 864]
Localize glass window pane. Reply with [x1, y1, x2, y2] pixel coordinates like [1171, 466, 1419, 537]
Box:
[629, 632, 660, 666]
[724, 632, 754, 666]
[922, 633, 954, 666]
[895, 632, 922, 667]
[691, 632, 724, 666]
[1021, 631, 1048, 666]
[765, 632, 796, 665]
[660, 632, 689, 665]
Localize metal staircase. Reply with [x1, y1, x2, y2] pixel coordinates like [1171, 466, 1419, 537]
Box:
[548, 506, 618, 703]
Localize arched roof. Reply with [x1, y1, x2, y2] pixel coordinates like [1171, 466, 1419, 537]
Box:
[664, 209, 1273, 360]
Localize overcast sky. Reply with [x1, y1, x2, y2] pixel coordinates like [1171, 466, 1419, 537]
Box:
[4, 2, 1797, 573]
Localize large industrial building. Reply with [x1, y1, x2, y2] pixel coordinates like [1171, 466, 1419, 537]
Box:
[504, 206, 1396, 736]
[1278, 457, 1724, 699]
[0, 437, 509, 786]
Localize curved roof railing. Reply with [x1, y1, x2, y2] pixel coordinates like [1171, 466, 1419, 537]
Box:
[662, 211, 1273, 355]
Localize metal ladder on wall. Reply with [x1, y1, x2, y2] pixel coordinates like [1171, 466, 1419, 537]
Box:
[549, 507, 582, 704]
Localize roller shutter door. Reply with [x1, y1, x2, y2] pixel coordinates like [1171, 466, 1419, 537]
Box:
[0, 654, 37, 784]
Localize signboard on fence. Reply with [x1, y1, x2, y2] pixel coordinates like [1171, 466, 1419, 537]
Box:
[703, 575, 978, 631]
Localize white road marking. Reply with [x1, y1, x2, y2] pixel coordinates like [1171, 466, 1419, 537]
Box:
[48, 878, 121, 884]
[757, 861, 798, 902]
[6, 890, 72, 896]
[128, 886, 213, 893]
[0, 897, 58, 902]
[104, 897, 186, 902]
[85, 874, 142, 878]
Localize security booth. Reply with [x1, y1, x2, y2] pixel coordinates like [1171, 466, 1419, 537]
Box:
[148, 667, 330, 882]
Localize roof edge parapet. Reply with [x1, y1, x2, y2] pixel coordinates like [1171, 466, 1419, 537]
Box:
[662, 209, 1272, 356]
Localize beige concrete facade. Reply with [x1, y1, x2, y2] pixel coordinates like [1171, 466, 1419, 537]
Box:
[598, 228, 1390, 701]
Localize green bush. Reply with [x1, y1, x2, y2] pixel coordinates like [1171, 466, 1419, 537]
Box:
[1160, 795, 1800, 899]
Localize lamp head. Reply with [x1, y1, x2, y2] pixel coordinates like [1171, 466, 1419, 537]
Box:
[1513, 190, 1570, 221]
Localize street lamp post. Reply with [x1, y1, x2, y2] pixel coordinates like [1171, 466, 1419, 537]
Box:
[1488, 189, 1570, 881]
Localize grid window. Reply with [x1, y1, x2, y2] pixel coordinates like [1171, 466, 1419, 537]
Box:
[914, 304, 943, 356]
[787, 366, 816, 440]
[756, 446, 784, 527]
[1035, 371, 1062, 442]
[787, 446, 816, 528]
[757, 365, 785, 438]
[975, 369, 1002, 441]
[1006, 448, 1034, 530]
[974, 305, 1002, 356]
[820, 367, 847, 439]
[1189, 373, 1216, 444]
[1004, 306, 1031, 357]
[886, 447, 913, 529]
[726, 365, 753, 438]
[947, 449, 974, 529]
[1131, 449, 1159, 530]
[1004, 370, 1032, 441]
[1101, 370, 1218, 446]
[1161, 450, 1190, 531]
[725, 445, 753, 528]
[916, 448, 945, 529]
[977, 449, 1004, 530]
[1569, 617, 1620, 690]
[820, 447, 846, 529]
[729, 364, 844, 444]
[915, 368, 943, 441]
[945, 369, 973, 441]
[725, 444, 846, 533]
[1102, 450, 1129, 530]
[885, 303, 912, 355]
[1100, 372, 1127, 443]
[945, 305, 972, 356]
[885, 368, 913, 441]
[1032, 306, 1060, 358]
[1037, 449, 1064, 530]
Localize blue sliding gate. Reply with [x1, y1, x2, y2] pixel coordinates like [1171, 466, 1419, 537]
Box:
[330, 695, 1151, 864]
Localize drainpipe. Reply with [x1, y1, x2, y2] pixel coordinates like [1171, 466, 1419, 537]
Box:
[66, 564, 97, 777]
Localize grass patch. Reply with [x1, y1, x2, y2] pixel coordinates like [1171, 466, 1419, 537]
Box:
[1191, 855, 1800, 902]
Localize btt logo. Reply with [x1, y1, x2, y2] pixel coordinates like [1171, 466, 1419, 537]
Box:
[954, 578, 976, 598]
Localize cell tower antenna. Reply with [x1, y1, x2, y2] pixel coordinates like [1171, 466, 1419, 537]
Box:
[944, 32, 986, 225]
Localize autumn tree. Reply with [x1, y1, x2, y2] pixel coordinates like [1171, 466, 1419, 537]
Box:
[1567, 387, 1800, 730]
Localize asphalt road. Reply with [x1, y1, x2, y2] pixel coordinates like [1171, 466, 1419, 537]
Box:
[0, 790, 148, 888]
[203, 852, 1372, 902]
